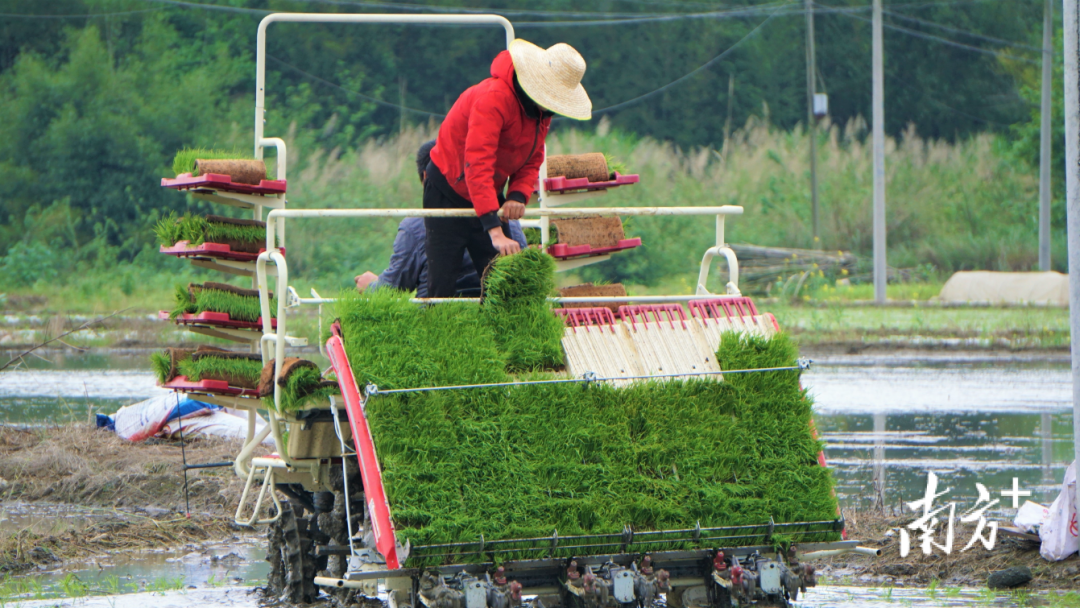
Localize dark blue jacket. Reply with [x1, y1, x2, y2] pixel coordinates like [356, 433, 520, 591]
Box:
[375, 218, 527, 297]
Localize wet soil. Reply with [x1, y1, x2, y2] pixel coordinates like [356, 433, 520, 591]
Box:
[0, 424, 268, 574]
[820, 508, 1080, 590]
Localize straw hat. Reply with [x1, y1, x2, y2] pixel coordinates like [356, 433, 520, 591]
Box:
[509, 39, 592, 121]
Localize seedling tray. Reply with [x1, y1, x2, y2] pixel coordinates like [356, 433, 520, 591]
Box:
[159, 310, 277, 330]
[547, 237, 642, 259]
[160, 241, 283, 262]
[162, 173, 287, 195]
[544, 172, 639, 194]
[162, 375, 259, 397]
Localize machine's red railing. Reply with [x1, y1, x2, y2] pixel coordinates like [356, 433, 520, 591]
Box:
[326, 321, 400, 569]
[618, 304, 689, 330]
[553, 307, 618, 332]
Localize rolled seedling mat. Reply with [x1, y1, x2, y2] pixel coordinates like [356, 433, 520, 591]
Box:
[204, 214, 267, 253]
[188, 351, 264, 389]
[546, 153, 609, 183]
[195, 159, 268, 186]
[258, 357, 318, 397]
[550, 216, 625, 248]
[558, 283, 628, 312]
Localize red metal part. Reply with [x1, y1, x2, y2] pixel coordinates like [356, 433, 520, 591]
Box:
[161, 172, 287, 195]
[162, 375, 259, 397]
[618, 304, 688, 330]
[326, 321, 400, 570]
[160, 241, 283, 262]
[553, 307, 617, 332]
[543, 172, 640, 194]
[547, 238, 641, 260]
[160, 310, 277, 331]
[687, 297, 760, 323]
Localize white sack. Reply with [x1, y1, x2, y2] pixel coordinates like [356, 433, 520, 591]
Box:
[1040, 461, 1078, 561]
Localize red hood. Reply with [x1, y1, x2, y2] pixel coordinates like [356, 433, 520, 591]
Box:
[490, 50, 515, 83]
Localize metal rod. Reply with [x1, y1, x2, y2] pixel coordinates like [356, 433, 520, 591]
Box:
[1040, 0, 1054, 270]
[872, 0, 887, 303]
[369, 365, 806, 396]
[184, 461, 234, 470]
[295, 294, 760, 306]
[805, 0, 820, 246]
[1064, 0, 1080, 527]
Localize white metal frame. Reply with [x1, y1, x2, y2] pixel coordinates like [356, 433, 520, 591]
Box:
[233, 11, 748, 528]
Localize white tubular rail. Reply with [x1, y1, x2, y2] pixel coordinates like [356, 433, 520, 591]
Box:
[255, 249, 293, 467]
[254, 13, 514, 156]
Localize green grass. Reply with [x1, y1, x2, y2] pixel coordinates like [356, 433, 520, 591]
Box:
[170, 284, 275, 323]
[177, 355, 262, 386]
[481, 248, 564, 371]
[153, 213, 267, 248]
[171, 147, 260, 178]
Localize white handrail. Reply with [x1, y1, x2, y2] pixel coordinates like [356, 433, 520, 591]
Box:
[254, 13, 515, 158]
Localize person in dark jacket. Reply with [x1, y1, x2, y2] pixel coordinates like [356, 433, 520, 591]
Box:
[424, 39, 592, 298]
[355, 141, 526, 297]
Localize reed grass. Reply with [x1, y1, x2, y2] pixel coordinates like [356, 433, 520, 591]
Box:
[153, 213, 267, 248]
[177, 355, 262, 386]
[169, 284, 275, 322]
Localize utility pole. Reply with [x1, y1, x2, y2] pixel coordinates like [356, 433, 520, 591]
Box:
[805, 0, 820, 247]
[872, 0, 886, 303]
[1040, 0, 1053, 270]
[1063, 0, 1080, 522]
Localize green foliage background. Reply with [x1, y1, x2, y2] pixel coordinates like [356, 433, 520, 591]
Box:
[0, 0, 1064, 291]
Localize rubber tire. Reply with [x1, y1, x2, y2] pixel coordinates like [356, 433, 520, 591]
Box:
[267, 499, 320, 604]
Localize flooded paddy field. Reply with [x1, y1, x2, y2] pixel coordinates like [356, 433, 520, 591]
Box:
[1, 349, 1077, 606]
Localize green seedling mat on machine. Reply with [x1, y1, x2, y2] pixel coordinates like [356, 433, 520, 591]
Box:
[333, 251, 838, 566]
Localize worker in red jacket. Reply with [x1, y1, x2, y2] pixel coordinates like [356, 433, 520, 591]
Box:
[424, 39, 592, 298]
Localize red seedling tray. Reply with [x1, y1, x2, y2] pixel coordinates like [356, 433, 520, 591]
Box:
[159, 310, 277, 331]
[161, 173, 287, 195]
[160, 241, 283, 262]
[162, 375, 259, 397]
[547, 238, 642, 260]
[543, 172, 639, 194]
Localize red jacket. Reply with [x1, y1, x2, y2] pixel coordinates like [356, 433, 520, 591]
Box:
[430, 50, 551, 220]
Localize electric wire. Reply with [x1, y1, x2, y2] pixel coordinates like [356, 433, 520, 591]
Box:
[0, 8, 165, 18]
[883, 9, 1044, 52]
[841, 11, 1040, 65]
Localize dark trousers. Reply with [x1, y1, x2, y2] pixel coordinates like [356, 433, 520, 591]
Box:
[423, 178, 507, 298]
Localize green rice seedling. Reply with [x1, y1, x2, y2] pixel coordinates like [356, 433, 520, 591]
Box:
[268, 365, 339, 412]
[170, 284, 275, 322]
[150, 351, 172, 384]
[481, 248, 563, 371]
[171, 148, 261, 178]
[154, 213, 268, 248]
[604, 153, 628, 176]
[177, 355, 263, 387]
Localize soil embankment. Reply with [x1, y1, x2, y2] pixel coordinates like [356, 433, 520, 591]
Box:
[0, 424, 267, 574]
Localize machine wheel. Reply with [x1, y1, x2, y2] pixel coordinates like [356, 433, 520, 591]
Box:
[267, 498, 321, 603]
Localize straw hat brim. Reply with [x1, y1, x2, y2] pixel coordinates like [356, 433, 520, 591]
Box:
[509, 40, 592, 121]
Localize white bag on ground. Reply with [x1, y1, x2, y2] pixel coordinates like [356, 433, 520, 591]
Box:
[1040, 461, 1078, 561]
[160, 409, 272, 445]
[1014, 500, 1049, 533]
[110, 394, 213, 442]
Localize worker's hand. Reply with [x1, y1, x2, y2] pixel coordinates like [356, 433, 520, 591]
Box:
[502, 201, 526, 221]
[489, 228, 522, 256]
[355, 271, 378, 292]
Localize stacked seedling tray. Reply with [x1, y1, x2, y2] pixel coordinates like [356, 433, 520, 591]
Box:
[538, 153, 642, 272]
[153, 149, 299, 404]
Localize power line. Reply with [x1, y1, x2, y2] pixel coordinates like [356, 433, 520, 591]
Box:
[884, 9, 1043, 52]
[589, 5, 786, 115]
[139, 0, 270, 15]
[516, 3, 796, 28]
[267, 54, 447, 117]
[0, 8, 165, 19]
[842, 11, 1040, 65]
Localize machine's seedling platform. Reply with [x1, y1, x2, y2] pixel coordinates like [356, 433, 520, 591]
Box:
[159, 310, 278, 331]
[160, 241, 282, 262]
[162, 375, 260, 397]
[547, 237, 642, 259]
[544, 172, 639, 193]
[162, 172, 287, 195]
